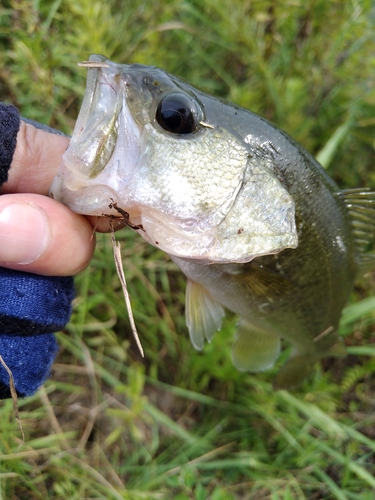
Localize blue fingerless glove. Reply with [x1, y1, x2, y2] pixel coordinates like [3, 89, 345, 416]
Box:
[0, 103, 75, 399]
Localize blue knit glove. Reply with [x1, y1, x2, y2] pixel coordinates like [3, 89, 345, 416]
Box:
[0, 269, 74, 398]
[0, 104, 75, 399]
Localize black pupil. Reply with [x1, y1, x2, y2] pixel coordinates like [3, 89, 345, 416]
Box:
[156, 96, 196, 134]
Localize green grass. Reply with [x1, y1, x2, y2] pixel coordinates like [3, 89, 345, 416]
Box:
[1, 0, 375, 498]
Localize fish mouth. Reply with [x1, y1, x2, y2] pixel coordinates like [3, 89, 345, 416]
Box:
[49, 54, 141, 217]
[49, 169, 123, 216]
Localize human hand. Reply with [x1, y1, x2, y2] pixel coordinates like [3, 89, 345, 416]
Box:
[0, 112, 96, 399]
[0, 120, 96, 275]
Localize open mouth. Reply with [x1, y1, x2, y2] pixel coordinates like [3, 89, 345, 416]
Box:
[49, 171, 121, 216]
[49, 55, 141, 218]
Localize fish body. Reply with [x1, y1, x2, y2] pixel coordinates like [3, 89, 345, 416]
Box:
[50, 55, 375, 386]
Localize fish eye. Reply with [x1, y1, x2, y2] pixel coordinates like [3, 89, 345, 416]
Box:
[155, 93, 200, 135]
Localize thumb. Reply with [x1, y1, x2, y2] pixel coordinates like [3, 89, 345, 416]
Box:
[0, 193, 95, 276]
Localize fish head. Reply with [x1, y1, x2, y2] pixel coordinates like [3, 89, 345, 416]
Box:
[50, 54, 298, 263]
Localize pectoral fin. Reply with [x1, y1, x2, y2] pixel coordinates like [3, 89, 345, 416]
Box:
[231, 261, 293, 299]
[231, 320, 280, 372]
[185, 279, 225, 350]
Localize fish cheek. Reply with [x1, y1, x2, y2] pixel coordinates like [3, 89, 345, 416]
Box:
[134, 126, 247, 222]
[213, 160, 298, 263]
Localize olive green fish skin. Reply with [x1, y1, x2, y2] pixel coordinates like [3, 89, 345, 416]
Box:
[49, 55, 367, 384]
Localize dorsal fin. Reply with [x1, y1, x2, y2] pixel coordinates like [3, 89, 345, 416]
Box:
[356, 254, 375, 276]
[185, 279, 225, 350]
[336, 189, 375, 272]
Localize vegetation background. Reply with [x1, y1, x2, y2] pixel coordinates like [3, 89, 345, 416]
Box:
[0, 0, 375, 498]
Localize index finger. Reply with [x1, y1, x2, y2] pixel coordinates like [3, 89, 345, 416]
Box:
[1, 121, 70, 195]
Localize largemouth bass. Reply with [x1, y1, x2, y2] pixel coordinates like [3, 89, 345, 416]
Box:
[50, 55, 375, 387]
